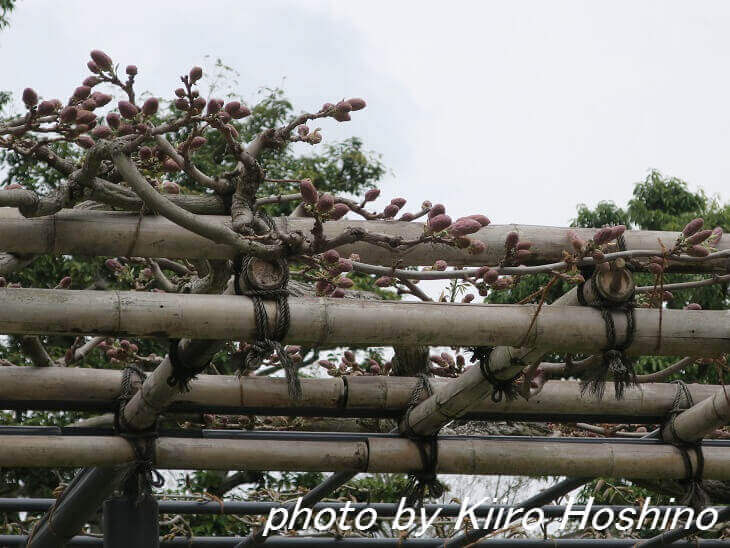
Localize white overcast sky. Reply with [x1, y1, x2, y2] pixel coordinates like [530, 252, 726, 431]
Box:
[1, 0, 729, 228]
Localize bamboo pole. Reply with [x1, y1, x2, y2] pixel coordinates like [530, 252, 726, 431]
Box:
[661, 388, 730, 443]
[0, 368, 724, 422]
[1, 208, 727, 271]
[0, 288, 727, 356]
[0, 435, 729, 479]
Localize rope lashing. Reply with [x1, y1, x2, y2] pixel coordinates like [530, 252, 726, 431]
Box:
[401, 374, 444, 507]
[233, 253, 300, 400]
[115, 365, 164, 505]
[469, 346, 521, 403]
[576, 274, 638, 400]
[661, 381, 710, 510]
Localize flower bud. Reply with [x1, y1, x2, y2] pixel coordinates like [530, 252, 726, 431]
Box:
[687, 245, 709, 257]
[709, 226, 723, 244]
[321, 102, 335, 112]
[375, 276, 393, 287]
[323, 249, 340, 263]
[297, 125, 309, 136]
[454, 237, 471, 249]
[76, 135, 95, 149]
[684, 303, 702, 310]
[515, 249, 531, 263]
[330, 288, 345, 298]
[337, 277, 355, 288]
[189, 66, 203, 83]
[72, 86, 92, 101]
[331, 203, 349, 220]
[467, 214, 490, 227]
[57, 276, 72, 289]
[611, 225, 626, 239]
[382, 204, 399, 218]
[83, 76, 101, 87]
[207, 98, 222, 114]
[399, 212, 415, 222]
[449, 217, 482, 237]
[346, 97, 366, 111]
[90, 50, 113, 70]
[682, 218, 704, 237]
[92, 92, 112, 107]
[315, 280, 332, 294]
[390, 197, 406, 209]
[162, 158, 180, 172]
[337, 258, 353, 272]
[22, 88, 38, 108]
[332, 110, 351, 122]
[224, 101, 241, 114]
[161, 181, 180, 194]
[87, 61, 100, 73]
[105, 258, 124, 271]
[335, 100, 352, 113]
[218, 111, 231, 123]
[191, 97, 206, 111]
[91, 125, 112, 139]
[299, 179, 318, 204]
[505, 231, 519, 250]
[318, 359, 335, 369]
[105, 112, 121, 130]
[370, 364, 381, 375]
[75, 110, 96, 124]
[174, 98, 189, 111]
[483, 268, 499, 284]
[428, 203, 446, 219]
[118, 100, 139, 119]
[427, 213, 452, 232]
[317, 193, 334, 212]
[433, 260, 447, 271]
[364, 188, 380, 202]
[224, 124, 239, 139]
[592, 227, 613, 246]
[126, 65, 138, 76]
[80, 98, 97, 111]
[468, 240, 486, 254]
[462, 293, 475, 303]
[685, 229, 712, 246]
[647, 263, 663, 275]
[142, 97, 159, 116]
[37, 100, 57, 115]
[139, 146, 152, 161]
[492, 277, 512, 290]
[59, 106, 78, 123]
[231, 106, 251, 119]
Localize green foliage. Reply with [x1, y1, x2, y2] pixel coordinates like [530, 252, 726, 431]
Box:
[0, 0, 15, 30]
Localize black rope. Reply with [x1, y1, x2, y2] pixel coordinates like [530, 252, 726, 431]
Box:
[661, 381, 710, 510]
[469, 346, 521, 403]
[401, 374, 444, 507]
[576, 274, 638, 400]
[115, 365, 164, 505]
[166, 338, 209, 392]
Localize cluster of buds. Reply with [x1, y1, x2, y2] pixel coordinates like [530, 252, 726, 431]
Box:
[241, 344, 302, 370]
[503, 230, 533, 265]
[430, 351, 466, 377]
[672, 218, 722, 259]
[568, 225, 625, 273]
[319, 98, 367, 123]
[294, 124, 323, 145]
[0, 277, 21, 288]
[99, 338, 140, 365]
[318, 350, 389, 376]
[299, 179, 349, 220]
[425, 204, 490, 255]
[312, 249, 356, 298]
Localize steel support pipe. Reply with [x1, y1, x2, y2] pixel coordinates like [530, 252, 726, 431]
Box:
[1, 288, 728, 357]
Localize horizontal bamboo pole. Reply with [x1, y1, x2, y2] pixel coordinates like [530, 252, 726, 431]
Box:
[1, 208, 727, 270]
[1, 366, 723, 422]
[1, 288, 727, 356]
[1, 435, 729, 479]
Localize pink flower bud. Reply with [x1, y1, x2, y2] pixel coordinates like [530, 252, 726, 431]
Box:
[90, 50, 113, 70]
[335, 100, 352, 113]
[92, 92, 112, 108]
[224, 124, 239, 139]
[468, 240, 486, 255]
[467, 214, 490, 227]
[337, 258, 353, 272]
[515, 249, 531, 263]
[126, 65, 138, 76]
[321, 102, 335, 112]
[206, 99, 222, 114]
[492, 277, 512, 290]
[37, 100, 57, 115]
[709, 226, 723, 244]
[592, 227, 613, 246]
[192, 97, 206, 111]
[375, 276, 393, 287]
[231, 106, 251, 119]
[72, 86, 91, 101]
[74, 124, 91, 133]
[139, 146, 152, 161]
[428, 204, 446, 219]
[161, 181, 180, 194]
[684, 303, 702, 310]
[315, 280, 332, 294]
[87, 61, 100, 73]
[462, 294, 475, 303]
[76, 135, 95, 149]
[299, 179, 318, 204]
[331, 203, 349, 220]
[218, 111, 231, 123]
[83, 76, 101, 87]
[162, 158, 180, 172]
[387, 198, 405, 210]
[682, 218, 704, 237]
[118, 100, 138, 119]
[106, 112, 121, 130]
[433, 260, 447, 271]
[323, 249, 340, 263]
[317, 193, 334, 212]
[449, 217, 482, 237]
[687, 245, 709, 257]
[57, 276, 72, 288]
[75, 110, 96, 124]
[189, 66, 203, 83]
[80, 98, 97, 111]
[297, 125, 309, 136]
[611, 225, 626, 239]
[383, 204, 399, 218]
[174, 88, 186, 98]
[330, 287, 345, 298]
[189, 136, 207, 150]
[174, 98, 189, 111]
[483, 268, 499, 283]
[333, 110, 351, 122]
[22, 88, 38, 108]
[370, 364, 381, 375]
[337, 277, 355, 288]
[224, 101, 241, 114]
[105, 258, 124, 271]
[427, 213, 452, 232]
[91, 125, 112, 139]
[346, 97, 366, 111]
[505, 231, 519, 249]
[399, 213, 415, 222]
[142, 97, 159, 116]
[318, 359, 335, 369]
[364, 188, 380, 202]
[685, 229, 712, 246]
